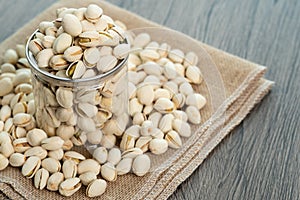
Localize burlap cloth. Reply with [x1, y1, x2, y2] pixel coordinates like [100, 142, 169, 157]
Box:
[0, 0, 274, 199]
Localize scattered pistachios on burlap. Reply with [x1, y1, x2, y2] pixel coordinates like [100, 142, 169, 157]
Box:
[0, 4, 206, 198]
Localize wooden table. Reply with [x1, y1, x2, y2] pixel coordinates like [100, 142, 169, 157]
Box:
[0, 0, 299, 199]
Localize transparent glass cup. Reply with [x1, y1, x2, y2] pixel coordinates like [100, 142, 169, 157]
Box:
[25, 30, 129, 153]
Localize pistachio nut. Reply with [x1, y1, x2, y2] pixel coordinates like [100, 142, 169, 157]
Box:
[135, 136, 152, 152]
[34, 168, 49, 190]
[85, 4, 103, 23]
[0, 153, 9, 170]
[185, 65, 203, 84]
[99, 134, 116, 149]
[185, 105, 201, 124]
[96, 54, 118, 73]
[59, 177, 82, 197]
[66, 60, 86, 79]
[56, 87, 73, 109]
[121, 147, 143, 159]
[116, 157, 132, 175]
[101, 162, 117, 182]
[62, 160, 77, 179]
[172, 93, 186, 108]
[0, 78, 13, 97]
[186, 93, 207, 109]
[153, 98, 175, 114]
[63, 151, 86, 164]
[165, 130, 182, 149]
[87, 129, 103, 145]
[158, 114, 174, 133]
[107, 148, 121, 165]
[49, 55, 68, 70]
[86, 179, 107, 198]
[168, 49, 184, 63]
[133, 33, 151, 48]
[92, 146, 107, 164]
[24, 146, 47, 160]
[53, 33, 73, 54]
[0, 105, 11, 121]
[48, 148, 64, 161]
[78, 159, 101, 175]
[13, 137, 31, 153]
[149, 138, 168, 155]
[172, 118, 191, 137]
[83, 47, 100, 67]
[184, 51, 199, 67]
[36, 49, 54, 68]
[148, 112, 162, 128]
[41, 136, 64, 151]
[21, 156, 41, 178]
[9, 152, 26, 167]
[62, 14, 82, 37]
[47, 172, 64, 191]
[132, 154, 151, 176]
[41, 157, 61, 174]
[136, 85, 154, 106]
[179, 82, 194, 97]
[26, 128, 47, 146]
[79, 171, 97, 186]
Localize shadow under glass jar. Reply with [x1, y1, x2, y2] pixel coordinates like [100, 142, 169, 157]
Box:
[25, 30, 129, 153]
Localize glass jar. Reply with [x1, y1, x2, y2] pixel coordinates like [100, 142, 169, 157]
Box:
[25, 30, 129, 153]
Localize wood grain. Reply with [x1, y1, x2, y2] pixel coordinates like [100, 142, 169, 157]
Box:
[0, 0, 299, 199]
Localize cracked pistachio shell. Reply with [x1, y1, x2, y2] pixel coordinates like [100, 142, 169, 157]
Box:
[66, 60, 86, 79]
[24, 146, 47, 160]
[0, 153, 9, 171]
[63, 151, 85, 164]
[168, 49, 184, 63]
[78, 159, 101, 175]
[101, 162, 117, 182]
[121, 147, 143, 159]
[86, 179, 107, 198]
[79, 171, 97, 186]
[78, 31, 100, 47]
[93, 146, 107, 164]
[28, 39, 44, 56]
[172, 93, 186, 109]
[116, 157, 132, 175]
[9, 152, 26, 167]
[0, 78, 13, 96]
[64, 46, 83, 62]
[41, 35, 55, 48]
[26, 128, 47, 146]
[136, 85, 154, 106]
[97, 54, 118, 73]
[21, 156, 41, 178]
[62, 14, 82, 36]
[53, 33, 73, 54]
[34, 168, 49, 190]
[186, 93, 207, 110]
[49, 55, 68, 70]
[132, 154, 151, 176]
[85, 4, 103, 23]
[56, 87, 73, 109]
[41, 136, 64, 151]
[172, 118, 191, 137]
[41, 157, 61, 174]
[62, 160, 77, 179]
[47, 172, 64, 191]
[149, 138, 168, 155]
[185, 65, 203, 84]
[107, 148, 121, 165]
[165, 130, 182, 149]
[154, 88, 172, 101]
[135, 136, 152, 153]
[186, 106, 201, 124]
[13, 137, 31, 153]
[59, 177, 82, 197]
[154, 98, 175, 114]
[36, 49, 54, 68]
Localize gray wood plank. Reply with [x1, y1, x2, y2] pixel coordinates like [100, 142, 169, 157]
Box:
[0, 0, 299, 200]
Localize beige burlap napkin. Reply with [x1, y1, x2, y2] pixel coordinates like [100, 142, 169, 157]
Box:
[0, 0, 273, 199]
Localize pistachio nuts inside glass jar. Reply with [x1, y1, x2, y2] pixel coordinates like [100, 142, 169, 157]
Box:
[26, 26, 130, 153]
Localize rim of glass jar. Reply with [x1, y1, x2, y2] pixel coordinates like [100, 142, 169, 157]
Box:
[25, 29, 129, 87]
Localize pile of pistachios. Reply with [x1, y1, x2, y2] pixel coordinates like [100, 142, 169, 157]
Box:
[0, 4, 207, 198]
